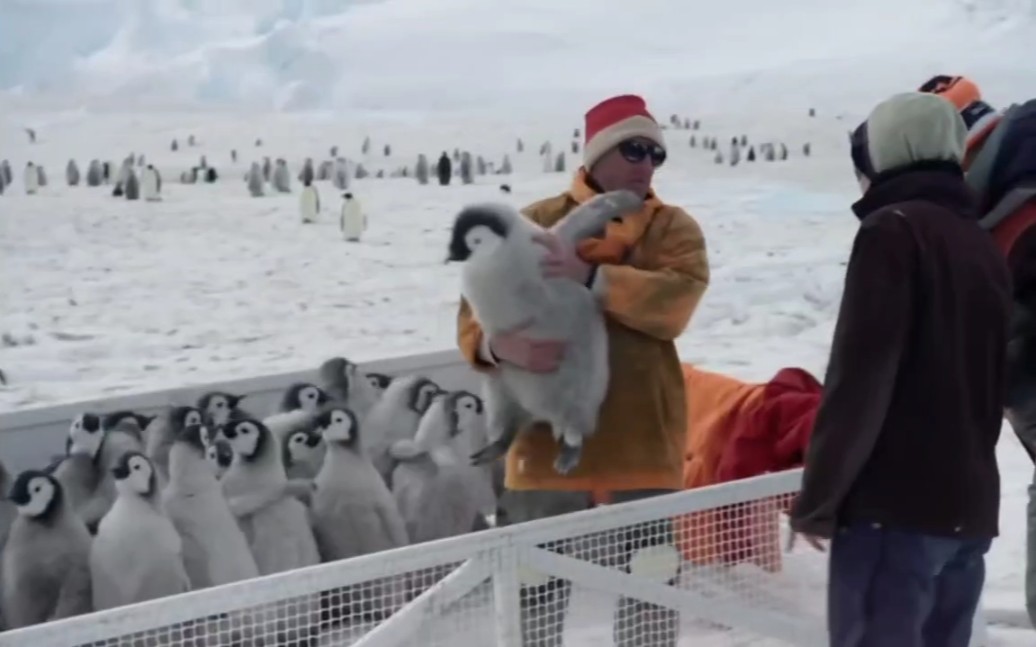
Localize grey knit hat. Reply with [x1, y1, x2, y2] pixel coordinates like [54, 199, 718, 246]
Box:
[854, 92, 968, 176]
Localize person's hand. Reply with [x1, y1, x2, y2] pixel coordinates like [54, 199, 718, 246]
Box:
[532, 232, 593, 285]
[488, 319, 566, 373]
[786, 529, 827, 553]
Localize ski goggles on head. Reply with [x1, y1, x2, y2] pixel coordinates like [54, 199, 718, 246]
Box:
[618, 139, 667, 167]
[918, 75, 982, 110]
[849, 122, 875, 180]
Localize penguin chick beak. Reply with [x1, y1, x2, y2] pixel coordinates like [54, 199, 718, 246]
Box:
[111, 464, 130, 480]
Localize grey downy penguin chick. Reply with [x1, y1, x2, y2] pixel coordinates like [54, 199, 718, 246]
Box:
[2, 471, 92, 628]
[161, 424, 258, 590]
[390, 390, 496, 542]
[101, 410, 152, 443]
[220, 420, 320, 575]
[299, 178, 320, 223]
[66, 160, 81, 186]
[90, 452, 190, 610]
[246, 161, 264, 197]
[86, 159, 103, 186]
[146, 405, 204, 483]
[279, 382, 330, 414]
[311, 407, 409, 621]
[53, 412, 143, 533]
[123, 167, 140, 200]
[220, 420, 321, 645]
[318, 356, 382, 422]
[272, 159, 291, 193]
[361, 374, 442, 485]
[448, 190, 643, 474]
[36, 164, 47, 187]
[197, 390, 254, 429]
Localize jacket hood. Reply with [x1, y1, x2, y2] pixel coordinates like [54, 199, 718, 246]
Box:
[861, 92, 967, 175]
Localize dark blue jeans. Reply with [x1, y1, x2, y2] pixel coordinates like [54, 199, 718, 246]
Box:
[828, 523, 991, 647]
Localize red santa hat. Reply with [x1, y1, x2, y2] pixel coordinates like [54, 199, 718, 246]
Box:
[583, 94, 665, 170]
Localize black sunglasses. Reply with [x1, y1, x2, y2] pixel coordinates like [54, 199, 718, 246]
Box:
[618, 140, 666, 167]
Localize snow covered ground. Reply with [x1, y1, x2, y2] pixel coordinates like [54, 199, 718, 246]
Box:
[2, 0, 1036, 644]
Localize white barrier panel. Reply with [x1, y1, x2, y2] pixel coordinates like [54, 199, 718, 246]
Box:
[0, 349, 472, 474]
[0, 470, 829, 647]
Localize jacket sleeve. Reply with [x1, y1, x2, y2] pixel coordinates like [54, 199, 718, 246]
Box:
[790, 212, 916, 538]
[591, 208, 710, 341]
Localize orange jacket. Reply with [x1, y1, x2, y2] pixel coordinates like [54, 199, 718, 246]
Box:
[456, 174, 710, 492]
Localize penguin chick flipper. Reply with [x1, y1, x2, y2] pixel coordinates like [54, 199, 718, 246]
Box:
[226, 487, 285, 518]
[469, 437, 512, 466]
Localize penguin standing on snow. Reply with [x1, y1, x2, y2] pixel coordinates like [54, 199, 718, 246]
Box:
[24, 162, 39, 195]
[299, 177, 320, 224]
[436, 152, 452, 186]
[142, 164, 161, 201]
[340, 192, 365, 242]
[246, 161, 264, 197]
[2, 471, 93, 628]
[66, 160, 81, 186]
[86, 160, 103, 186]
[272, 159, 291, 193]
[89, 452, 189, 610]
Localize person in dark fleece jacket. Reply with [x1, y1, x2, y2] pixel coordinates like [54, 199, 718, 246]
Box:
[790, 92, 1013, 647]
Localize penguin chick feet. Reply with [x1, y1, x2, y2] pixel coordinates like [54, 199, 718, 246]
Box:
[553, 443, 583, 475]
[470, 439, 510, 466]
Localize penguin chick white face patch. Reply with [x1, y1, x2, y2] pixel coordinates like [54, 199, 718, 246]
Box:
[17, 476, 56, 518]
[322, 409, 354, 443]
[464, 225, 505, 257]
[204, 396, 232, 426]
[453, 393, 483, 430]
[413, 382, 441, 414]
[224, 421, 263, 458]
[114, 453, 154, 497]
[297, 385, 324, 412]
[68, 412, 104, 458]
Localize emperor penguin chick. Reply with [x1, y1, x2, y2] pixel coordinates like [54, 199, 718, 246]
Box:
[161, 425, 259, 590]
[362, 374, 442, 485]
[284, 426, 326, 481]
[448, 190, 643, 474]
[318, 356, 382, 422]
[146, 405, 204, 483]
[90, 452, 190, 610]
[220, 419, 320, 575]
[197, 391, 253, 429]
[311, 407, 409, 622]
[279, 382, 330, 414]
[2, 470, 92, 628]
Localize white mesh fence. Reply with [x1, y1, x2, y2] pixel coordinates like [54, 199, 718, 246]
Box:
[0, 469, 954, 647]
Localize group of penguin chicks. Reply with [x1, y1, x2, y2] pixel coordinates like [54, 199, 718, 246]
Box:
[0, 356, 498, 644]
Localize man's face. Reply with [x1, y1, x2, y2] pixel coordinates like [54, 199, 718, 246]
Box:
[590, 137, 665, 198]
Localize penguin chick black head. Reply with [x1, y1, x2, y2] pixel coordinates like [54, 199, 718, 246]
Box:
[314, 407, 359, 447]
[408, 377, 442, 415]
[319, 357, 354, 395]
[446, 205, 512, 263]
[206, 439, 234, 474]
[175, 424, 211, 455]
[197, 392, 244, 427]
[221, 419, 271, 462]
[366, 372, 393, 392]
[281, 382, 330, 413]
[9, 470, 62, 520]
[445, 390, 484, 435]
[68, 412, 104, 458]
[285, 428, 323, 466]
[112, 451, 157, 498]
[103, 410, 155, 436]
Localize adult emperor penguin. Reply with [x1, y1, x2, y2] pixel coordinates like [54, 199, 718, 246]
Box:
[90, 452, 190, 610]
[339, 192, 365, 242]
[2, 470, 93, 628]
[142, 164, 162, 201]
[299, 177, 320, 224]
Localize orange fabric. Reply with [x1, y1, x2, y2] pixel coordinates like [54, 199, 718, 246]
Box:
[456, 172, 710, 492]
[930, 76, 982, 111]
[991, 202, 1036, 258]
[572, 168, 663, 265]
